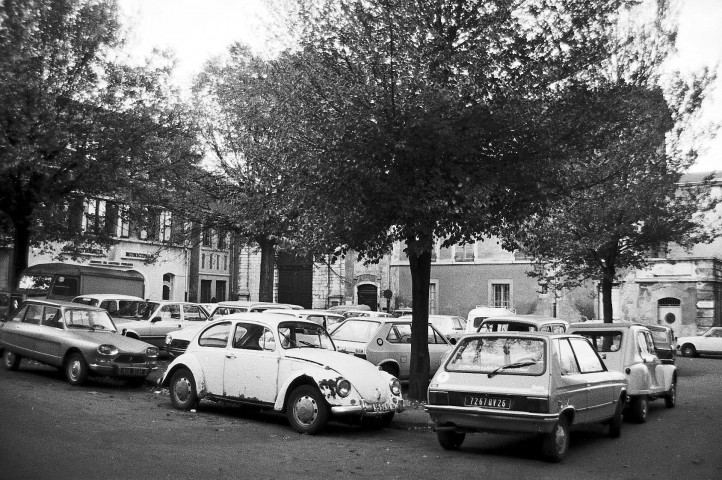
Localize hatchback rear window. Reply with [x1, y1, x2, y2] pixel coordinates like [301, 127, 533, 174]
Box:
[330, 320, 381, 343]
[446, 337, 546, 376]
[576, 331, 623, 353]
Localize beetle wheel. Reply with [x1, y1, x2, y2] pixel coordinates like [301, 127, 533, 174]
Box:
[286, 385, 329, 434]
[3, 350, 22, 371]
[169, 368, 197, 410]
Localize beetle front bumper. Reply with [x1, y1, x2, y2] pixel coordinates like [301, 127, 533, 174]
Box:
[331, 398, 404, 416]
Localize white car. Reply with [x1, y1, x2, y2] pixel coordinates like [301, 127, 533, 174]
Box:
[465, 306, 515, 334]
[676, 327, 722, 357]
[112, 301, 208, 348]
[160, 313, 404, 434]
[427, 315, 467, 343]
[71, 294, 144, 316]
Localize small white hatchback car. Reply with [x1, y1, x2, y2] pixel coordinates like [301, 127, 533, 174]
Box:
[161, 313, 404, 434]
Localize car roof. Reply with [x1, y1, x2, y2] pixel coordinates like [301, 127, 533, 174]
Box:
[72, 294, 144, 301]
[21, 298, 105, 311]
[208, 312, 321, 329]
[462, 331, 575, 341]
[568, 321, 641, 330]
[482, 314, 569, 325]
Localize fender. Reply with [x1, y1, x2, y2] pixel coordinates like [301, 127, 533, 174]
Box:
[655, 364, 677, 391]
[376, 359, 402, 375]
[274, 365, 345, 411]
[161, 354, 210, 398]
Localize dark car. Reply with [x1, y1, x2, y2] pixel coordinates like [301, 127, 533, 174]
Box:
[647, 324, 676, 364]
[1, 299, 159, 386]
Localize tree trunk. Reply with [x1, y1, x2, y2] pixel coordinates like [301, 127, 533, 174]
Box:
[601, 268, 615, 323]
[11, 216, 32, 291]
[258, 235, 276, 302]
[406, 234, 432, 401]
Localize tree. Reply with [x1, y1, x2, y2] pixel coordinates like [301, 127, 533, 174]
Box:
[274, 0, 634, 400]
[507, 0, 719, 322]
[0, 0, 200, 288]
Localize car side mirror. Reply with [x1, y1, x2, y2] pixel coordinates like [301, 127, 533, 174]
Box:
[151, 316, 162, 323]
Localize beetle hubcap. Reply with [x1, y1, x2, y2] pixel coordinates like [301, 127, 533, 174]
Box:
[174, 377, 192, 403]
[294, 396, 318, 425]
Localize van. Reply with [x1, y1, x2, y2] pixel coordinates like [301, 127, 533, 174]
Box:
[16, 263, 145, 301]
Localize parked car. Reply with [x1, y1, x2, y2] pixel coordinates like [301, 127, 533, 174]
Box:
[646, 324, 676, 364]
[0, 299, 158, 386]
[71, 294, 144, 316]
[568, 322, 677, 422]
[427, 315, 467, 343]
[465, 306, 515, 334]
[330, 317, 453, 380]
[477, 314, 569, 334]
[341, 310, 392, 319]
[263, 309, 345, 331]
[426, 332, 627, 462]
[676, 326, 722, 357]
[325, 304, 371, 315]
[160, 313, 404, 434]
[112, 300, 209, 348]
[164, 301, 304, 358]
[391, 307, 412, 318]
[199, 303, 218, 316]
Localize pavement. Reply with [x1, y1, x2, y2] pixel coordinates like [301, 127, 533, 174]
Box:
[147, 358, 434, 430]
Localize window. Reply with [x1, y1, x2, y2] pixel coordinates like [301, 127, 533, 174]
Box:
[10, 306, 28, 322]
[100, 300, 118, 314]
[160, 304, 181, 320]
[160, 211, 173, 243]
[490, 283, 511, 309]
[198, 322, 231, 348]
[232, 323, 270, 350]
[42, 307, 61, 327]
[24, 304, 43, 325]
[183, 305, 206, 321]
[429, 282, 437, 315]
[218, 231, 227, 250]
[569, 337, 605, 373]
[202, 228, 211, 247]
[454, 243, 475, 262]
[118, 204, 130, 238]
[578, 331, 622, 353]
[331, 320, 381, 343]
[427, 326, 447, 345]
[50, 276, 79, 298]
[201, 254, 206, 269]
[558, 339, 580, 375]
[387, 324, 411, 343]
[83, 198, 106, 234]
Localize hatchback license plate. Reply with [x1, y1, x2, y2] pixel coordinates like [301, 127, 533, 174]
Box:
[120, 367, 146, 376]
[464, 395, 511, 409]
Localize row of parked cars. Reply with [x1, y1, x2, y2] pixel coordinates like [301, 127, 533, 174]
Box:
[1, 295, 719, 462]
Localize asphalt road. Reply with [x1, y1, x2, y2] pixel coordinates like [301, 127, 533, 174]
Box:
[1, 356, 721, 480]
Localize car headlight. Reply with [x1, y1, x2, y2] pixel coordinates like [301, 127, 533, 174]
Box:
[390, 378, 401, 396]
[337, 378, 352, 398]
[146, 347, 159, 357]
[97, 344, 119, 356]
[164, 334, 172, 345]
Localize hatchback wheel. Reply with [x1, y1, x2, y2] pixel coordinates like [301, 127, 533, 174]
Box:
[286, 385, 329, 434]
[542, 416, 570, 462]
[65, 353, 88, 386]
[630, 396, 648, 423]
[169, 368, 197, 410]
[3, 350, 21, 371]
[437, 430, 466, 450]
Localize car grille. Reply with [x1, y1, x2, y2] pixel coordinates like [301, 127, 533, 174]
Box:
[115, 354, 148, 364]
[168, 339, 190, 356]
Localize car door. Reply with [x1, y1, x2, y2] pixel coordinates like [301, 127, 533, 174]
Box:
[147, 304, 184, 347]
[555, 338, 590, 423]
[223, 322, 279, 404]
[33, 306, 63, 365]
[194, 321, 233, 395]
[699, 327, 722, 353]
[637, 330, 662, 394]
[569, 337, 617, 422]
[1, 305, 37, 356]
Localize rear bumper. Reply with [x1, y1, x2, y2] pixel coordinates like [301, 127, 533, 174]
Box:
[426, 404, 559, 434]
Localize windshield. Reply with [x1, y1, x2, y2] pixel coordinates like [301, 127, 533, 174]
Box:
[115, 301, 159, 320]
[63, 309, 117, 331]
[330, 319, 382, 343]
[17, 274, 53, 294]
[649, 329, 672, 345]
[278, 322, 335, 350]
[446, 336, 546, 375]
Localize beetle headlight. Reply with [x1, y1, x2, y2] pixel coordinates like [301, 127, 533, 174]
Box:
[337, 378, 352, 398]
[97, 344, 118, 356]
[390, 378, 401, 396]
[146, 347, 159, 357]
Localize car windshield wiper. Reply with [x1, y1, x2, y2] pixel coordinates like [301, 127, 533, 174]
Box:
[487, 360, 537, 378]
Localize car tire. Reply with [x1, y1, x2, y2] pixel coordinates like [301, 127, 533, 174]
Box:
[542, 416, 570, 463]
[665, 378, 677, 409]
[609, 397, 624, 438]
[286, 385, 329, 434]
[630, 396, 648, 423]
[680, 344, 697, 357]
[65, 352, 89, 386]
[3, 350, 21, 371]
[169, 368, 198, 410]
[437, 430, 466, 450]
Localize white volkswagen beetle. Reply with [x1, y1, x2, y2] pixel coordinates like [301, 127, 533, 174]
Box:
[160, 313, 404, 434]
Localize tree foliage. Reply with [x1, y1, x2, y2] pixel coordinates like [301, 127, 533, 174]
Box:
[0, 0, 200, 287]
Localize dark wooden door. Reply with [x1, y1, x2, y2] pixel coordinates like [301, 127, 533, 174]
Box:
[277, 253, 313, 308]
[357, 284, 378, 311]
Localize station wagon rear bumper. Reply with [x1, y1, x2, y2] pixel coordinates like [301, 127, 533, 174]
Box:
[426, 404, 559, 434]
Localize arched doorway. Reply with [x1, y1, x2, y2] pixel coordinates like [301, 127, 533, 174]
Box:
[357, 284, 378, 311]
[658, 297, 681, 339]
[163, 273, 174, 301]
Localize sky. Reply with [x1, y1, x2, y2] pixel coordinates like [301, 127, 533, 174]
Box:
[118, 0, 722, 173]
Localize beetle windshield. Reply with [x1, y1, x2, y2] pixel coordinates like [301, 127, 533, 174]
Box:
[64, 309, 117, 331]
[278, 322, 335, 350]
[446, 336, 546, 375]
